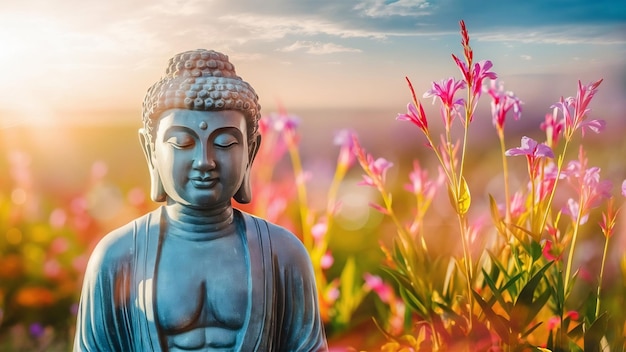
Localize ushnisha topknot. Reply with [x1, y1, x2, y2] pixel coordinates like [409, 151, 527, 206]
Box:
[142, 49, 261, 146]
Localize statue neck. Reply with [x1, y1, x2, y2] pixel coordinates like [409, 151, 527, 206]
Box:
[163, 202, 237, 241]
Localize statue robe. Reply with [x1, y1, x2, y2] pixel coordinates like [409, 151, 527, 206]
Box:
[73, 207, 328, 351]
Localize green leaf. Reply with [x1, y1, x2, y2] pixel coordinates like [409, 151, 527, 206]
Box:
[472, 290, 511, 341]
[510, 261, 553, 333]
[529, 239, 543, 261]
[567, 321, 584, 341]
[399, 285, 428, 317]
[489, 194, 505, 234]
[481, 268, 509, 311]
[584, 312, 609, 351]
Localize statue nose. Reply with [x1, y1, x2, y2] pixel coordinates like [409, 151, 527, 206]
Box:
[194, 147, 216, 171]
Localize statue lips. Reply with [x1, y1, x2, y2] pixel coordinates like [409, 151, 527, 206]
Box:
[189, 176, 218, 189]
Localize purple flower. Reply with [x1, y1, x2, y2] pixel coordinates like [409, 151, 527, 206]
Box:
[29, 323, 45, 338]
[424, 77, 466, 110]
[506, 136, 555, 183]
[551, 79, 605, 138]
[486, 80, 522, 130]
[334, 129, 357, 168]
[541, 109, 565, 147]
[505, 136, 554, 159]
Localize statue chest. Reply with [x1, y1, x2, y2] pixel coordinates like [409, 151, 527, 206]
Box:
[154, 231, 249, 337]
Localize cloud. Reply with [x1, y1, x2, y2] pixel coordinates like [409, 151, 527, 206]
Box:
[353, 0, 432, 18]
[278, 41, 362, 55]
[520, 55, 532, 61]
[218, 13, 389, 41]
[475, 25, 626, 45]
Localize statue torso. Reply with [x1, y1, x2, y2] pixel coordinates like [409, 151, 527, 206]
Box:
[155, 221, 249, 351]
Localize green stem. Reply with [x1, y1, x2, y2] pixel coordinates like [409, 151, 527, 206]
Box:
[595, 233, 610, 319]
[563, 193, 585, 295]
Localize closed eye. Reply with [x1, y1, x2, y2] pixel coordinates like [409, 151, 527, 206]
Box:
[214, 141, 238, 148]
[214, 134, 239, 149]
[166, 136, 194, 149]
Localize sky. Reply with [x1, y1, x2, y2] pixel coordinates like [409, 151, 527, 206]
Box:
[0, 0, 624, 127]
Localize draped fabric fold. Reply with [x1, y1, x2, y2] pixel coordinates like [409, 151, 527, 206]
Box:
[74, 207, 327, 351]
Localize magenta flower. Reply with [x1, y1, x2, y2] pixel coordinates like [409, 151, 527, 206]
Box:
[562, 153, 613, 224]
[506, 136, 554, 159]
[506, 136, 554, 181]
[321, 251, 334, 270]
[353, 135, 394, 190]
[471, 60, 497, 97]
[542, 240, 562, 261]
[424, 77, 466, 110]
[562, 198, 589, 225]
[540, 109, 565, 147]
[452, 57, 497, 97]
[334, 129, 357, 168]
[486, 80, 522, 130]
[358, 156, 394, 188]
[311, 221, 328, 242]
[397, 102, 428, 133]
[363, 273, 394, 304]
[404, 161, 444, 200]
[551, 79, 605, 138]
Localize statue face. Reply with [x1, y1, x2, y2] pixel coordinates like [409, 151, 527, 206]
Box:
[152, 109, 249, 208]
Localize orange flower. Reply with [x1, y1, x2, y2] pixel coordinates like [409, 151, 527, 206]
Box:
[15, 286, 55, 307]
[0, 254, 24, 279]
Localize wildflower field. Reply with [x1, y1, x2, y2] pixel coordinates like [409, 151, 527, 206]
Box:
[1, 22, 625, 351]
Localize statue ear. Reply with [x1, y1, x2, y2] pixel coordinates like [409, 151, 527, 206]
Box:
[234, 135, 261, 204]
[139, 129, 166, 202]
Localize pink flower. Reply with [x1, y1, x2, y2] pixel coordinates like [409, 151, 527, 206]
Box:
[506, 136, 554, 159]
[540, 108, 565, 147]
[357, 157, 393, 188]
[321, 251, 334, 270]
[353, 136, 393, 189]
[423, 77, 466, 110]
[405, 161, 431, 194]
[486, 80, 522, 130]
[397, 102, 428, 133]
[562, 149, 613, 223]
[622, 180, 626, 197]
[363, 273, 394, 304]
[311, 221, 328, 242]
[398, 77, 429, 133]
[562, 198, 589, 225]
[542, 239, 561, 261]
[551, 79, 605, 138]
[334, 129, 357, 168]
[546, 316, 560, 331]
[506, 136, 554, 182]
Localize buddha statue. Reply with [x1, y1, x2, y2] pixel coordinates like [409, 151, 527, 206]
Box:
[73, 49, 328, 351]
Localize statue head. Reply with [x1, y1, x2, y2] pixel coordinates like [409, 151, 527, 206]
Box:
[140, 49, 262, 205]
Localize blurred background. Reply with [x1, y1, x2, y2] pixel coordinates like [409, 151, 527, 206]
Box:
[1, 0, 625, 350]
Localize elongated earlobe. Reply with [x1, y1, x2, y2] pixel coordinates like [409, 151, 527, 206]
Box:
[139, 129, 166, 202]
[233, 171, 252, 204]
[149, 169, 166, 202]
[234, 135, 261, 204]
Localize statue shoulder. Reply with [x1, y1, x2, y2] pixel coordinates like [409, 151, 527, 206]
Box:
[257, 217, 312, 268]
[86, 211, 155, 270]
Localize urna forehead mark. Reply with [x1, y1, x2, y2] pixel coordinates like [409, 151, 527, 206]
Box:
[199, 121, 208, 130]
